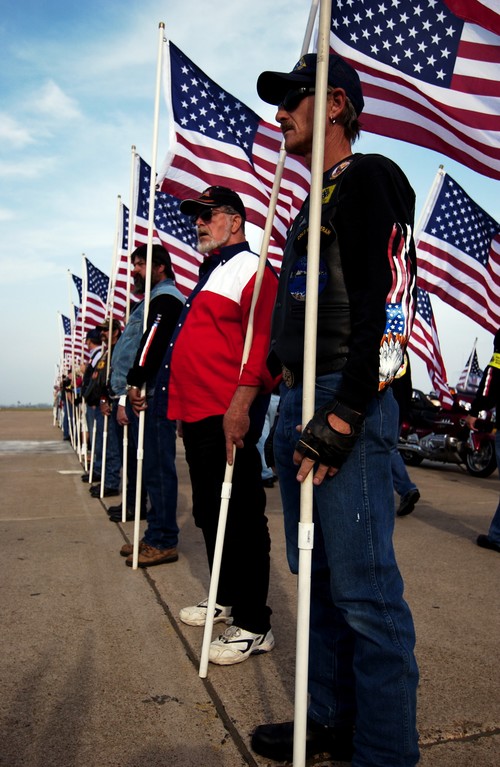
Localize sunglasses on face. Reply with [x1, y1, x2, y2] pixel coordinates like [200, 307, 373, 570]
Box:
[190, 207, 222, 225]
[280, 86, 316, 112]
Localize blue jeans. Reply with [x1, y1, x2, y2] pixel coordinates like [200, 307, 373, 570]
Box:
[257, 393, 280, 480]
[63, 400, 72, 439]
[486, 431, 500, 544]
[127, 401, 179, 550]
[274, 373, 419, 767]
[96, 406, 122, 488]
[391, 445, 418, 498]
[86, 405, 102, 474]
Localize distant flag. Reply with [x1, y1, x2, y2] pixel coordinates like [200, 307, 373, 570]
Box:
[456, 345, 483, 392]
[443, 0, 500, 36]
[133, 155, 202, 297]
[416, 170, 500, 333]
[158, 40, 310, 269]
[61, 312, 84, 365]
[61, 314, 72, 336]
[61, 314, 73, 360]
[72, 274, 83, 304]
[84, 258, 109, 329]
[408, 288, 455, 408]
[327, 0, 500, 180]
[112, 202, 140, 318]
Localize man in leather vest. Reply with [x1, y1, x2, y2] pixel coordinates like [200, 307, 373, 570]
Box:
[251, 54, 420, 767]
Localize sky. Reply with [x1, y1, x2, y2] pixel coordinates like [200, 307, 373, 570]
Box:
[0, 0, 498, 406]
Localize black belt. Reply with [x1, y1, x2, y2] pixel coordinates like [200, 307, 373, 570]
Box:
[282, 357, 347, 388]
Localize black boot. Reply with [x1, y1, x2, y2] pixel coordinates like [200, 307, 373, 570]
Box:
[251, 717, 354, 762]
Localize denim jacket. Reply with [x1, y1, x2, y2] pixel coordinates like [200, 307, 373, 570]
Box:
[110, 280, 181, 397]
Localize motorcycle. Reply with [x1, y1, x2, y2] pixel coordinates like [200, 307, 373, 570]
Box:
[398, 389, 497, 478]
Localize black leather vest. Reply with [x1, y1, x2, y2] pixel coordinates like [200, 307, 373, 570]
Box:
[268, 164, 353, 377]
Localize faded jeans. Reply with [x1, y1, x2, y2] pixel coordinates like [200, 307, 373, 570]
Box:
[274, 373, 419, 767]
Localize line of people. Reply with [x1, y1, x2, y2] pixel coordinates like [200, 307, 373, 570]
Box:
[55, 52, 500, 767]
[57, 52, 421, 767]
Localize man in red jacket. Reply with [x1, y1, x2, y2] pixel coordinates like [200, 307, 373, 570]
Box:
[155, 186, 278, 665]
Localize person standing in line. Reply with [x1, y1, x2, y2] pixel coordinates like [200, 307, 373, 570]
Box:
[154, 186, 277, 666]
[81, 327, 104, 482]
[118, 244, 185, 567]
[251, 53, 420, 767]
[92, 319, 123, 498]
[466, 329, 500, 554]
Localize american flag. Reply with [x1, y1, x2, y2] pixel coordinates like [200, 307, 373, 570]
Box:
[408, 287, 455, 408]
[72, 274, 83, 304]
[456, 346, 483, 391]
[84, 258, 109, 329]
[444, 0, 500, 36]
[112, 202, 141, 319]
[61, 314, 73, 360]
[61, 314, 71, 336]
[416, 170, 500, 333]
[328, 0, 500, 180]
[158, 40, 310, 269]
[133, 155, 202, 297]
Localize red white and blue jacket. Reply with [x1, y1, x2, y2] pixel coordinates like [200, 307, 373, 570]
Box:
[154, 241, 278, 423]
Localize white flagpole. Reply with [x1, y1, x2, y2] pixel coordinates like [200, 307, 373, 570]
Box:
[198, 0, 321, 680]
[131, 22, 165, 570]
[414, 165, 445, 243]
[292, 2, 331, 765]
[99, 211, 122, 500]
[126, 145, 137, 324]
[122, 146, 138, 524]
[464, 337, 478, 389]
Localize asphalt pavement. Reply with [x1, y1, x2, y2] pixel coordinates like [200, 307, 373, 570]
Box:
[0, 409, 499, 767]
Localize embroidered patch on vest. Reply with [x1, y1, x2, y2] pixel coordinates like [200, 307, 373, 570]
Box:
[330, 160, 352, 180]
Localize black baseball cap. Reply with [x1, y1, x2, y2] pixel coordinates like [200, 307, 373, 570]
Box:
[257, 53, 364, 117]
[180, 186, 246, 220]
[86, 328, 102, 342]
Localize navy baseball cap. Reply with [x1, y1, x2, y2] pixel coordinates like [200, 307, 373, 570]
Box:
[257, 53, 364, 117]
[180, 186, 246, 220]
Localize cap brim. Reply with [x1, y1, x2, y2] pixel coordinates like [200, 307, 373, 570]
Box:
[179, 198, 218, 216]
[257, 71, 313, 105]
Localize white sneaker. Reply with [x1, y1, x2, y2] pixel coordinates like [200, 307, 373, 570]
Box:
[209, 625, 275, 665]
[179, 598, 232, 627]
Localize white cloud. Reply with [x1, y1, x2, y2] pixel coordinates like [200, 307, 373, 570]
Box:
[0, 156, 56, 179]
[31, 80, 82, 121]
[0, 113, 36, 147]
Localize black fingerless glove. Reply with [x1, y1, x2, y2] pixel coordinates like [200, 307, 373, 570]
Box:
[295, 400, 364, 469]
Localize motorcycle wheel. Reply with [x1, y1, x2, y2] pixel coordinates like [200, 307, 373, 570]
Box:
[465, 441, 497, 478]
[399, 450, 424, 467]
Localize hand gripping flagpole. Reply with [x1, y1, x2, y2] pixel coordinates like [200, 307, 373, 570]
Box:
[198, 0, 321, 682]
[293, 2, 332, 765]
[131, 22, 165, 570]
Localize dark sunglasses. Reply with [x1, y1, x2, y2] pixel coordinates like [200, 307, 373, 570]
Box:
[280, 86, 316, 112]
[190, 207, 221, 225]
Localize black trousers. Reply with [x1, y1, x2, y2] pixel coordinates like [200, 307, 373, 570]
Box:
[182, 415, 272, 634]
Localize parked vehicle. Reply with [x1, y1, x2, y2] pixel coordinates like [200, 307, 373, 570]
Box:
[398, 389, 497, 478]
